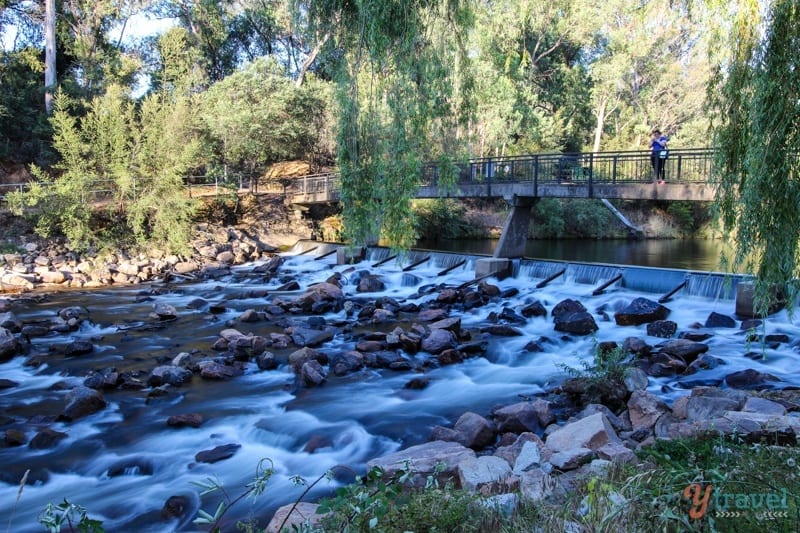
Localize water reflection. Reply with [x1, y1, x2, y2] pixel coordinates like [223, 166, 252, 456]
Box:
[416, 238, 733, 272]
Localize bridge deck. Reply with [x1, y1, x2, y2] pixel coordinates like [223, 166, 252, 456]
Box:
[286, 148, 716, 204]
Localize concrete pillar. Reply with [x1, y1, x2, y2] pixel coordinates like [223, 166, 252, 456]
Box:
[336, 246, 366, 265]
[493, 196, 538, 259]
[475, 258, 513, 280]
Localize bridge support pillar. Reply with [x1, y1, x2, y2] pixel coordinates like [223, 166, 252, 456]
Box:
[493, 196, 538, 259]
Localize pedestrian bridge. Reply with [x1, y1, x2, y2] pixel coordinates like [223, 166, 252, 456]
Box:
[285, 148, 716, 205]
[283, 148, 717, 259]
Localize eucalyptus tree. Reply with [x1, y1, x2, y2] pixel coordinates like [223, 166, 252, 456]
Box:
[303, 0, 474, 248]
[711, 0, 800, 311]
[582, 0, 710, 151]
[470, 0, 593, 156]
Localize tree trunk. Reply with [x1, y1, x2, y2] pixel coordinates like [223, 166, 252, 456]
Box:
[592, 98, 607, 153]
[44, 0, 56, 114]
[295, 31, 331, 88]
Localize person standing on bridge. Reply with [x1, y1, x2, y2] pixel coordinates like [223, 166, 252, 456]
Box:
[649, 129, 669, 184]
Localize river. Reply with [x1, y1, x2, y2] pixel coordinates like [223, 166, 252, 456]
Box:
[2, 238, 794, 533]
[415, 237, 730, 272]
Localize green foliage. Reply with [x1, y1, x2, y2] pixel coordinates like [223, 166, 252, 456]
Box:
[531, 199, 618, 239]
[38, 499, 104, 533]
[310, 0, 475, 248]
[413, 199, 478, 240]
[559, 344, 631, 410]
[199, 58, 327, 181]
[0, 47, 53, 163]
[10, 86, 202, 254]
[192, 458, 275, 532]
[711, 0, 800, 313]
[317, 463, 500, 532]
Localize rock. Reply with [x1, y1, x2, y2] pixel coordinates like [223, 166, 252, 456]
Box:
[622, 337, 651, 356]
[657, 339, 708, 364]
[29, 428, 68, 449]
[546, 413, 621, 452]
[623, 368, 649, 392]
[64, 340, 94, 357]
[493, 402, 542, 434]
[429, 317, 461, 333]
[437, 349, 463, 365]
[422, 328, 457, 354]
[167, 413, 204, 428]
[495, 433, 550, 468]
[238, 309, 262, 323]
[519, 468, 557, 502]
[195, 443, 241, 464]
[330, 351, 364, 376]
[646, 320, 677, 338]
[705, 311, 736, 328]
[265, 502, 326, 533]
[62, 386, 106, 420]
[161, 495, 191, 520]
[453, 412, 496, 449]
[366, 441, 476, 488]
[4, 429, 26, 446]
[596, 443, 637, 464]
[552, 299, 598, 335]
[0, 312, 22, 332]
[357, 274, 385, 292]
[614, 298, 670, 326]
[198, 361, 241, 380]
[684, 354, 724, 375]
[149, 366, 193, 387]
[549, 448, 594, 470]
[0, 378, 19, 389]
[457, 455, 515, 495]
[742, 397, 787, 416]
[725, 369, 781, 389]
[291, 326, 336, 348]
[0, 327, 20, 362]
[513, 441, 543, 474]
[521, 300, 547, 318]
[256, 352, 279, 370]
[288, 347, 327, 371]
[418, 308, 449, 322]
[301, 360, 327, 387]
[404, 377, 430, 390]
[685, 396, 742, 421]
[627, 391, 669, 431]
[153, 303, 177, 320]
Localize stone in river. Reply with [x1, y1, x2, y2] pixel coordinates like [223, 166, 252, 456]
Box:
[195, 443, 241, 464]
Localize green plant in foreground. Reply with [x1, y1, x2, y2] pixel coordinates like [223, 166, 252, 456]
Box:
[559, 343, 632, 410]
[38, 499, 103, 533]
[192, 458, 275, 532]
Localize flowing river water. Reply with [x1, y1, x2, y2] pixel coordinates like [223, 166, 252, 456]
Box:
[1, 239, 798, 532]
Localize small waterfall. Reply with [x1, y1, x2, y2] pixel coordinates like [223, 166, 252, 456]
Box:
[685, 272, 747, 300]
[518, 260, 568, 281]
[565, 263, 620, 285]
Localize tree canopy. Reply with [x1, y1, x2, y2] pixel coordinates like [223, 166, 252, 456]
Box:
[711, 0, 800, 311]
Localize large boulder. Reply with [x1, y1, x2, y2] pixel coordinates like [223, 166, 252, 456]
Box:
[614, 298, 670, 326]
[0, 327, 20, 362]
[366, 440, 476, 487]
[545, 413, 621, 452]
[62, 386, 107, 420]
[148, 365, 193, 387]
[453, 412, 496, 449]
[552, 299, 597, 335]
[422, 328, 457, 354]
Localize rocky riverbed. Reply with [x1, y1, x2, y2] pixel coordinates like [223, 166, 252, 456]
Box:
[0, 241, 798, 532]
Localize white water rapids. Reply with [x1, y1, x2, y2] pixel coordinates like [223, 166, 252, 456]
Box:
[1, 243, 798, 532]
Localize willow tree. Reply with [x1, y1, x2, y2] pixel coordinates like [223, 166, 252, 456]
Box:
[711, 0, 800, 311]
[304, 0, 474, 248]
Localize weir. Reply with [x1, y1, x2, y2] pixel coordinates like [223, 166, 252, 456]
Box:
[295, 241, 750, 301]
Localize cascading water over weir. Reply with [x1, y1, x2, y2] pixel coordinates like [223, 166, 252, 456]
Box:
[0, 241, 793, 532]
